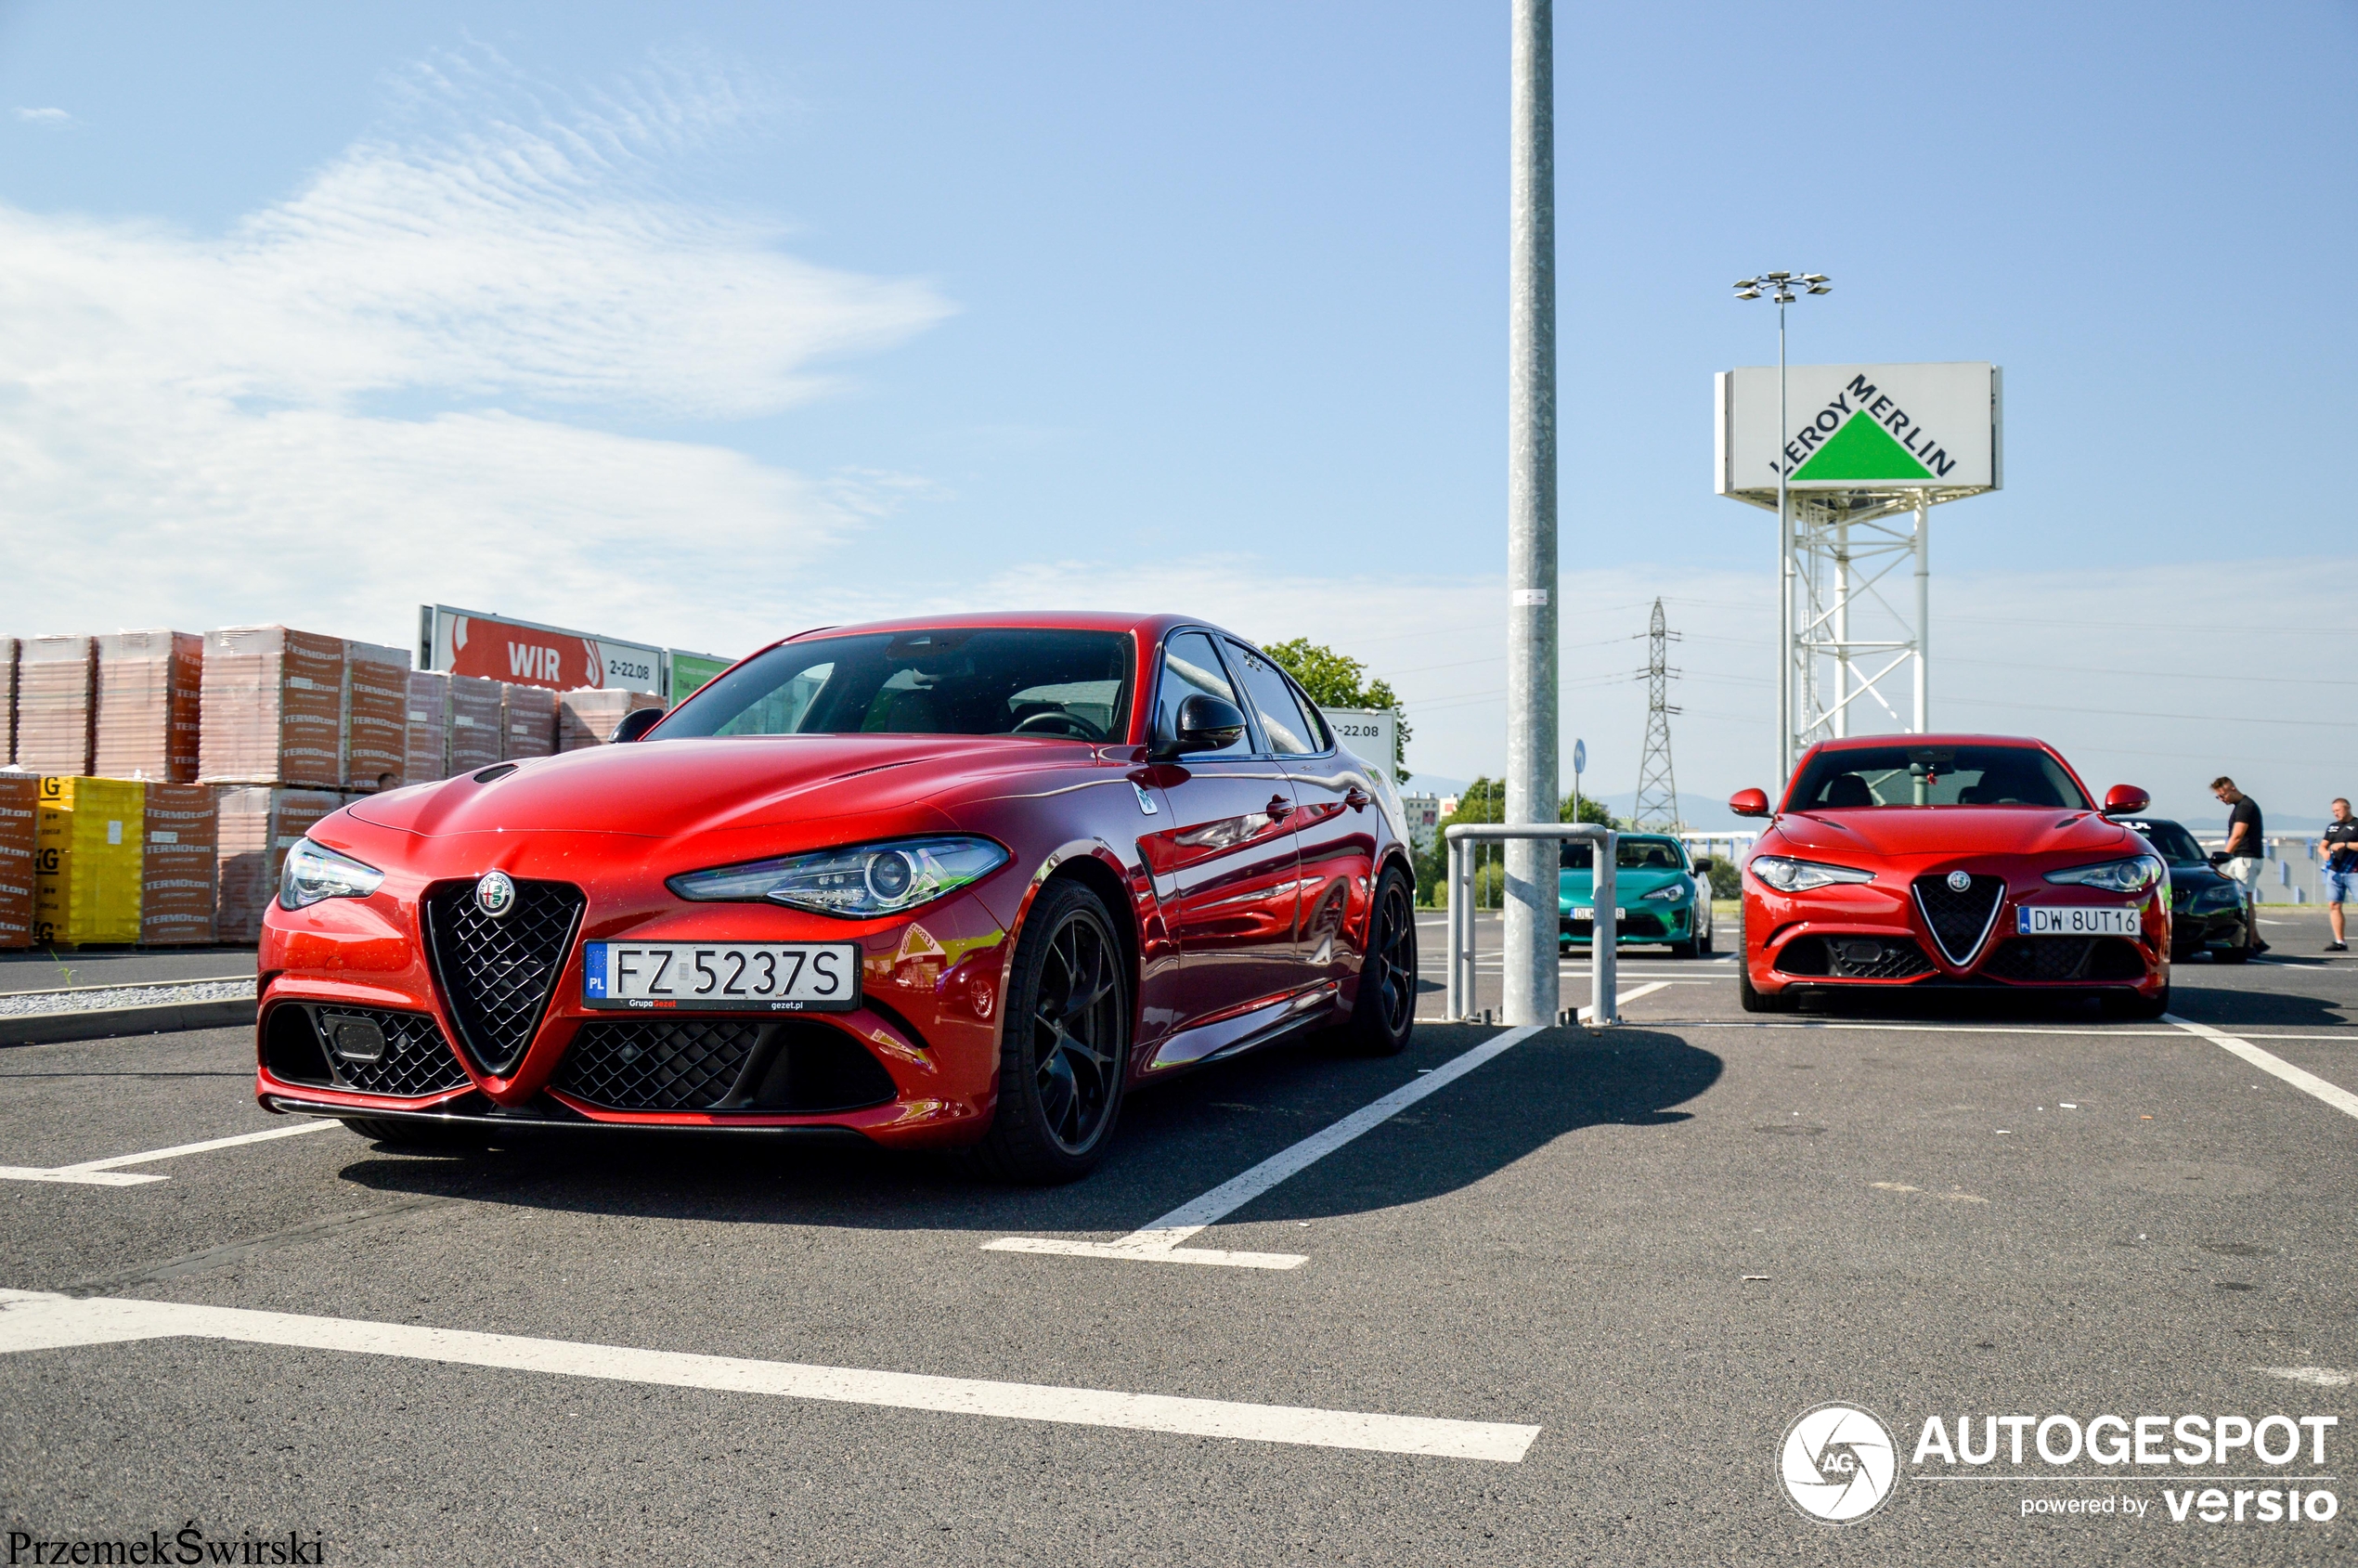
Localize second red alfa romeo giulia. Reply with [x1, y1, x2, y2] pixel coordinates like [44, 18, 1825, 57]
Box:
[253, 614, 1418, 1181]
[1730, 734, 2170, 1017]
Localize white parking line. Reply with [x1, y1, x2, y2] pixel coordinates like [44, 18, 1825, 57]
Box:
[2167, 1015, 2358, 1122]
[0, 1120, 338, 1187]
[0, 1289, 1540, 1462]
[990, 992, 1664, 1270]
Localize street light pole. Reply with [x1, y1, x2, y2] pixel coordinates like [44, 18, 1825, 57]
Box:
[1734, 271, 1830, 787]
[1504, 0, 1558, 1030]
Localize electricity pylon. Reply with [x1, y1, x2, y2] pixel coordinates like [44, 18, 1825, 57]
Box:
[1631, 598, 1682, 830]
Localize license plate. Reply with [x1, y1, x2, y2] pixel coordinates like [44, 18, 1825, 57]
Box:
[2016, 906, 2141, 937]
[582, 941, 862, 1012]
[1570, 908, 1628, 921]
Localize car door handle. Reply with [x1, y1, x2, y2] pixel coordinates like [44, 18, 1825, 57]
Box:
[1343, 786, 1371, 810]
[1267, 795, 1293, 822]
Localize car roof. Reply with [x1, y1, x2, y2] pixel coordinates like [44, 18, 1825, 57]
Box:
[776, 611, 1227, 645]
[1805, 732, 2054, 751]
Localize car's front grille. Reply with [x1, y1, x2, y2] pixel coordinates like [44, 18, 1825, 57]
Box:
[556, 1020, 899, 1114]
[422, 878, 586, 1075]
[1774, 935, 1934, 979]
[558, 1019, 761, 1110]
[266, 1004, 472, 1098]
[1912, 874, 2006, 965]
[1981, 937, 2147, 985]
[1560, 913, 1668, 940]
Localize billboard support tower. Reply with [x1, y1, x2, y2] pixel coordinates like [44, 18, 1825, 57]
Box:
[1501, 0, 1559, 1030]
[1714, 357, 2002, 783]
[1631, 599, 1681, 830]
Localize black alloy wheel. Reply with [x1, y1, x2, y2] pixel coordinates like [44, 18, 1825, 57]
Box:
[969, 879, 1131, 1183]
[1333, 866, 1417, 1056]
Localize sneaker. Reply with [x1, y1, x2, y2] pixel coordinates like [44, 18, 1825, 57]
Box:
[2328, 942, 2349, 952]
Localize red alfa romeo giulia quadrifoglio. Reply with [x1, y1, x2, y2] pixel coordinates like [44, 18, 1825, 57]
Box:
[254, 614, 1418, 1181]
[1730, 734, 2170, 1017]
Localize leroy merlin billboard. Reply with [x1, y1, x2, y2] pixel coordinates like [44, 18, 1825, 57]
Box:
[1715, 363, 2001, 500]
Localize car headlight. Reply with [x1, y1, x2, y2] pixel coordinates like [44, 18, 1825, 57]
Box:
[1748, 855, 1875, 893]
[1641, 884, 1685, 901]
[279, 838, 385, 910]
[2190, 882, 2242, 913]
[2043, 855, 2164, 895]
[667, 836, 1010, 918]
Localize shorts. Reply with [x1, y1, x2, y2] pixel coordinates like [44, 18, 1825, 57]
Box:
[2326, 868, 2358, 904]
[2219, 857, 2261, 890]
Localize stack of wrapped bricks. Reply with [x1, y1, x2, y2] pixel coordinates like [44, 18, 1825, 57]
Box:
[0, 776, 32, 948]
[18, 635, 97, 775]
[33, 777, 145, 946]
[0, 618, 658, 945]
[200, 626, 348, 945]
[94, 629, 202, 781]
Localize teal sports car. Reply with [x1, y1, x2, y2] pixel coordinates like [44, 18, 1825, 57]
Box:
[1560, 834, 1717, 957]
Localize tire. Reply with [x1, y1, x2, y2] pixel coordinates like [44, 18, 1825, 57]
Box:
[1739, 965, 1787, 1013]
[1334, 865, 1417, 1056]
[1698, 922, 1716, 957]
[2213, 944, 2252, 965]
[339, 1117, 490, 1149]
[1671, 935, 1701, 959]
[967, 878, 1132, 1184]
[2105, 984, 2170, 1020]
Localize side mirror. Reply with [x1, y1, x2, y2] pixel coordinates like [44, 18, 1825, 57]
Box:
[613, 707, 665, 744]
[1729, 787, 1770, 819]
[2103, 784, 2149, 815]
[1168, 694, 1247, 756]
[1692, 856, 1716, 873]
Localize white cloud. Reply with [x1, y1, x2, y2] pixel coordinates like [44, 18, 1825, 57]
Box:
[13, 107, 71, 124]
[0, 46, 951, 653]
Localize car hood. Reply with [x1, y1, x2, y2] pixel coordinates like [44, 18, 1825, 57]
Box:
[344, 734, 1081, 840]
[1559, 866, 1686, 903]
[1768, 807, 2137, 864]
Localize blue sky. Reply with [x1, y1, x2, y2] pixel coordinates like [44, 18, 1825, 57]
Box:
[2, 1, 2352, 823]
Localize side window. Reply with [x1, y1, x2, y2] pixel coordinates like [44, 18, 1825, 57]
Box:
[1224, 641, 1315, 757]
[1289, 681, 1333, 753]
[1157, 631, 1250, 758]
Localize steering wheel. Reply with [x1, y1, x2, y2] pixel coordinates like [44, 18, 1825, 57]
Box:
[1012, 710, 1106, 741]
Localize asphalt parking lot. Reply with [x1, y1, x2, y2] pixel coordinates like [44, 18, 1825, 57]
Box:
[4, 915, 2354, 1564]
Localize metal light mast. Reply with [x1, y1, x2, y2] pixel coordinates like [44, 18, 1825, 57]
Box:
[1502, 0, 1559, 1029]
[1631, 598, 1681, 830]
[1733, 271, 1830, 785]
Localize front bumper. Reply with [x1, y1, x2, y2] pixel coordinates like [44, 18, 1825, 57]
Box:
[1559, 904, 1691, 945]
[1743, 878, 2166, 997]
[255, 872, 1018, 1148]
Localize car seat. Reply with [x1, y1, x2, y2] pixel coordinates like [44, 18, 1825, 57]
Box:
[1824, 773, 1874, 808]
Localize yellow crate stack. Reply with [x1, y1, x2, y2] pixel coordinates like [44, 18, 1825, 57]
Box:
[34, 776, 146, 945]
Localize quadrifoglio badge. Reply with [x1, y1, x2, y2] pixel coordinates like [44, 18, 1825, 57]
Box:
[1781, 1404, 2342, 1526]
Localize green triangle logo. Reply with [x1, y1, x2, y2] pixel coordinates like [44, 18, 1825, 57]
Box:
[1790, 412, 1933, 483]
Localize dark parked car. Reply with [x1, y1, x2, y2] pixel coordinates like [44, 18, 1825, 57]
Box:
[2112, 814, 2256, 963]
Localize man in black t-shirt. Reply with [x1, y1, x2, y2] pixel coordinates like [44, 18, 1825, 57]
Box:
[2322, 797, 2357, 952]
[2210, 777, 2268, 953]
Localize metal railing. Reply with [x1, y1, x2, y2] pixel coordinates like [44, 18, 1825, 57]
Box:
[1444, 823, 1618, 1028]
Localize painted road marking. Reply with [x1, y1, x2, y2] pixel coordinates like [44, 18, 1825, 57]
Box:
[989, 996, 1659, 1270]
[0, 1120, 338, 1187]
[0, 1290, 1540, 1462]
[2167, 1015, 2358, 1122]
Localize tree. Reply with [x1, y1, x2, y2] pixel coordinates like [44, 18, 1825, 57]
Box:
[1261, 638, 1412, 784]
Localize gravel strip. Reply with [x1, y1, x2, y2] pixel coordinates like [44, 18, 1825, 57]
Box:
[0, 978, 257, 1017]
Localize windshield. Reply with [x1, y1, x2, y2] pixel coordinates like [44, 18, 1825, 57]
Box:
[2116, 818, 2207, 866]
[1561, 838, 1687, 873]
[658, 628, 1134, 743]
[1787, 745, 2091, 810]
